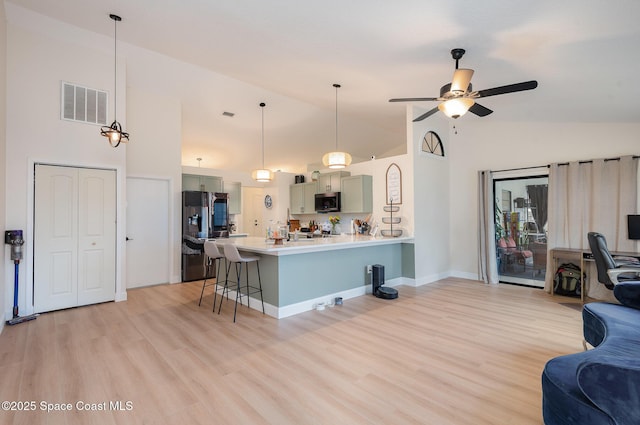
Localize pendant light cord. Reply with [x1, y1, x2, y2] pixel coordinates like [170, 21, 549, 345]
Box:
[113, 17, 117, 121]
[334, 83, 340, 150]
[101, 14, 129, 146]
[108, 14, 122, 122]
[260, 102, 266, 168]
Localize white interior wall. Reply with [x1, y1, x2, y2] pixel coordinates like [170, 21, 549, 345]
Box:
[448, 120, 640, 279]
[410, 108, 452, 283]
[4, 14, 127, 319]
[5, 2, 639, 326]
[180, 165, 279, 235]
[262, 172, 293, 228]
[183, 159, 418, 237]
[127, 87, 182, 283]
[0, 2, 7, 332]
[347, 153, 414, 237]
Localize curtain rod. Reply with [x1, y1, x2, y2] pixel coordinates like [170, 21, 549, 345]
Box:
[488, 155, 639, 173]
[489, 165, 549, 173]
[555, 155, 639, 167]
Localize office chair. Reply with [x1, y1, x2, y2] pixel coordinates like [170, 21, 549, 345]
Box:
[587, 232, 640, 290]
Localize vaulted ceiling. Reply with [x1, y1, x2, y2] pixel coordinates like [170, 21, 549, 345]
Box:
[7, 0, 640, 173]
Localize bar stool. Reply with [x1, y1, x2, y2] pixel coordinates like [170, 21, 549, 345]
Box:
[219, 243, 265, 322]
[199, 241, 226, 310]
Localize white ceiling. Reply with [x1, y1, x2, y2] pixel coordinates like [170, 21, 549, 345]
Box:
[7, 0, 640, 174]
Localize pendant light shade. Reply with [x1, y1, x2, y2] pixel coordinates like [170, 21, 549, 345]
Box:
[322, 151, 353, 169]
[251, 169, 274, 182]
[100, 14, 129, 147]
[252, 102, 273, 183]
[322, 83, 352, 169]
[438, 97, 474, 119]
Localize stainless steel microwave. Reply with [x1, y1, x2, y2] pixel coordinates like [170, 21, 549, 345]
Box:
[315, 192, 341, 213]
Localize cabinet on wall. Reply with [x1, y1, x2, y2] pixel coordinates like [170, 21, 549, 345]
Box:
[290, 182, 318, 214]
[182, 174, 223, 193]
[317, 171, 350, 193]
[224, 181, 242, 214]
[341, 175, 373, 213]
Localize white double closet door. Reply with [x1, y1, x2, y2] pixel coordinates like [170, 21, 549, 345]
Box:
[34, 164, 116, 313]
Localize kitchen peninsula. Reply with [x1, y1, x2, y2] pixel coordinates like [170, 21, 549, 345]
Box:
[213, 234, 415, 318]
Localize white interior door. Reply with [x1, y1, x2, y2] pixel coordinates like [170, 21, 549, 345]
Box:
[242, 187, 263, 237]
[77, 168, 116, 305]
[126, 177, 170, 288]
[34, 166, 78, 312]
[34, 165, 116, 313]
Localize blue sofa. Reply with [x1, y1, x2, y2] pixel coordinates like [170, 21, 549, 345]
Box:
[542, 282, 640, 425]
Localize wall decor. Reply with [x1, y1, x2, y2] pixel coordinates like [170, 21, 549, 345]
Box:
[420, 130, 445, 157]
[386, 163, 402, 205]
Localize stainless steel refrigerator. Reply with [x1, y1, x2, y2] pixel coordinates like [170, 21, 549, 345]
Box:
[181, 191, 230, 282]
[211, 192, 230, 238]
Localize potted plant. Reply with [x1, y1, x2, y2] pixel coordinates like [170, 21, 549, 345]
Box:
[329, 215, 341, 235]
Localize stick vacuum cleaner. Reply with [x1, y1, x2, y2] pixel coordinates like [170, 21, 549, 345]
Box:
[6, 230, 38, 325]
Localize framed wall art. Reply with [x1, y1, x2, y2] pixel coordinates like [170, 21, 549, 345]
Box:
[386, 163, 402, 205]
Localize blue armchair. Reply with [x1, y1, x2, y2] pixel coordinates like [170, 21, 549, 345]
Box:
[542, 281, 640, 425]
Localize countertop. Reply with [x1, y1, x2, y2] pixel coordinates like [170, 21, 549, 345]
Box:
[206, 234, 414, 256]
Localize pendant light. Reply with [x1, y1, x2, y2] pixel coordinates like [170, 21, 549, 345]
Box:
[251, 102, 274, 182]
[322, 83, 352, 169]
[100, 14, 129, 147]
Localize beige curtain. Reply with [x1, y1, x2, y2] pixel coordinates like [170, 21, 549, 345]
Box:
[478, 170, 498, 283]
[546, 156, 639, 298]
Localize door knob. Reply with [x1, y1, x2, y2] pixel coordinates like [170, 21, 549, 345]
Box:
[126, 237, 133, 241]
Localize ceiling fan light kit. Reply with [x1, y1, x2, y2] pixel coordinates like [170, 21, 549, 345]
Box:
[322, 83, 352, 169]
[389, 48, 538, 121]
[100, 13, 129, 147]
[438, 98, 474, 119]
[252, 102, 274, 183]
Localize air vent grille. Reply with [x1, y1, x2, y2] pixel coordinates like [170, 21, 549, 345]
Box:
[61, 81, 108, 125]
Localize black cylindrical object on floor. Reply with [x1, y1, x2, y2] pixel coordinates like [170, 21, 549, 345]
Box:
[372, 264, 398, 299]
[372, 264, 384, 293]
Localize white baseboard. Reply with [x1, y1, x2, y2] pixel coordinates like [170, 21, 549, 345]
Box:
[385, 276, 415, 287]
[276, 285, 368, 319]
[411, 271, 453, 287]
[448, 270, 481, 281]
[179, 271, 483, 321]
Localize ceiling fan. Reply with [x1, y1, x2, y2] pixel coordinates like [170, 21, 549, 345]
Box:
[389, 48, 538, 121]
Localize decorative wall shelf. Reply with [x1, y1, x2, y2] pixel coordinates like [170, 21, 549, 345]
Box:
[381, 202, 402, 237]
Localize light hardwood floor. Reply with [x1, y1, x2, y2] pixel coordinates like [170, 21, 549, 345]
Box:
[0, 278, 584, 425]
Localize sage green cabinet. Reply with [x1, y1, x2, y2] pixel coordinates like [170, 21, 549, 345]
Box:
[317, 171, 350, 193]
[182, 174, 222, 193]
[290, 182, 318, 214]
[224, 181, 242, 214]
[341, 175, 372, 213]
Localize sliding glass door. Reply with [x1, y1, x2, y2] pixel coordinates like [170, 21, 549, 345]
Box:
[494, 175, 549, 287]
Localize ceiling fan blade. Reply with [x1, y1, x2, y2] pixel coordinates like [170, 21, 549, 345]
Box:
[412, 107, 440, 122]
[475, 80, 538, 98]
[468, 102, 493, 117]
[451, 69, 474, 93]
[389, 97, 438, 102]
